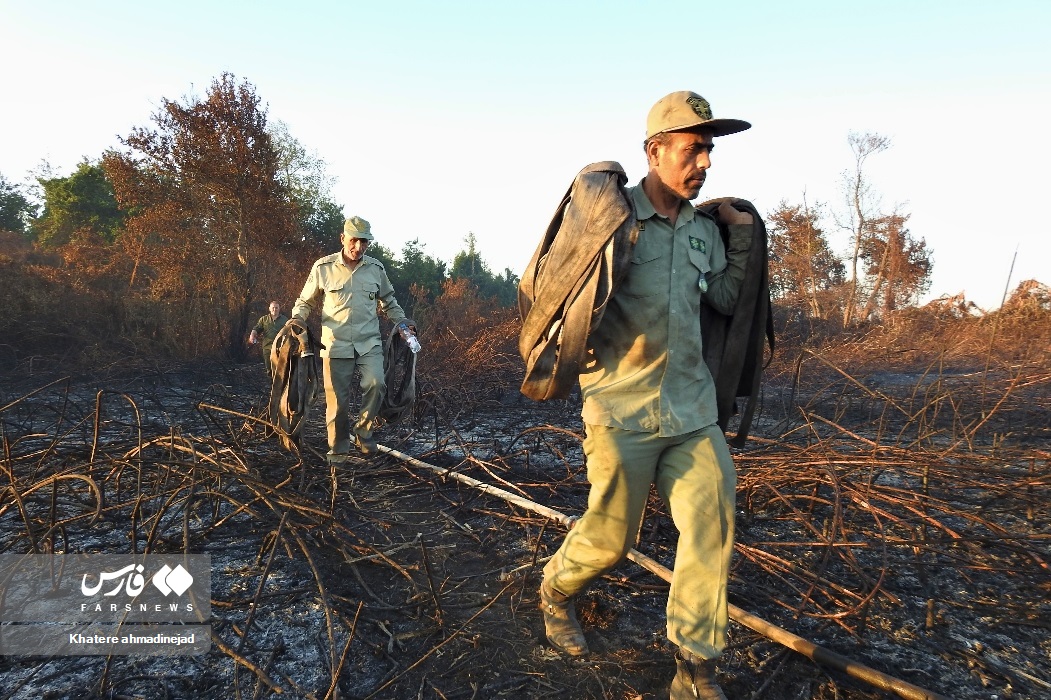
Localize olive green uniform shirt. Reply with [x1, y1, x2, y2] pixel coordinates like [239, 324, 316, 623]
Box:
[291, 253, 406, 358]
[253, 313, 289, 349]
[579, 182, 752, 437]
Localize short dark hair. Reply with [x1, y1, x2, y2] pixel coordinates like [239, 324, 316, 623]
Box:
[643, 132, 672, 152]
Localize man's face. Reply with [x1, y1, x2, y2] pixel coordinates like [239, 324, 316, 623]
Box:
[649, 129, 715, 201]
[269, 302, 280, 317]
[341, 235, 369, 262]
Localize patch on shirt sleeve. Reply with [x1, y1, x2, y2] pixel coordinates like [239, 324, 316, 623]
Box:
[689, 236, 706, 253]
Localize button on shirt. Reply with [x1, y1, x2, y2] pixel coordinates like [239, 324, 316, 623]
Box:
[579, 183, 749, 437]
[291, 253, 406, 358]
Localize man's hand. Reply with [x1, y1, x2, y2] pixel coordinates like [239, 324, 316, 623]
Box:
[717, 201, 753, 226]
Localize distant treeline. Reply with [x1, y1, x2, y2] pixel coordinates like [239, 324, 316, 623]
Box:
[1, 73, 1048, 369]
[0, 74, 518, 363]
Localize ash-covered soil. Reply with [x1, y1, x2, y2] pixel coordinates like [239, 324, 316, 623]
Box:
[1, 360, 1047, 699]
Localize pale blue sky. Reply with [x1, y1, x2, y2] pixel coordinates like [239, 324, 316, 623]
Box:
[3, 0, 1048, 309]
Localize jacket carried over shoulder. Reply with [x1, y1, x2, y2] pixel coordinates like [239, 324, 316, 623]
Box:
[518, 162, 773, 445]
[696, 197, 775, 446]
[518, 161, 639, 402]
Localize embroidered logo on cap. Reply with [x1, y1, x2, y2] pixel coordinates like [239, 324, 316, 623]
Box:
[686, 96, 712, 120]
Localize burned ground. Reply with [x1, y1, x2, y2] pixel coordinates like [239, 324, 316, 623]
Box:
[0, 348, 1048, 700]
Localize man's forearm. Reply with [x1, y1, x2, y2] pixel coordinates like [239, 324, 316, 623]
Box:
[703, 223, 753, 314]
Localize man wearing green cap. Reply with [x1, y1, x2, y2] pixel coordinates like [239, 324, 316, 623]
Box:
[290, 216, 410, 460]
[537, 91, 754, 699]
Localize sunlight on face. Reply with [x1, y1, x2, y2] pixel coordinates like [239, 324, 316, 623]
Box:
[341, 235, 369, 263]
[651, 130, 715, 202]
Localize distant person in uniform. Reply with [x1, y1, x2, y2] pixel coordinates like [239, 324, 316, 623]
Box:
[290, 216, 411, 460]
[249, 301, 288, 378]
[536, 91, 754, 700]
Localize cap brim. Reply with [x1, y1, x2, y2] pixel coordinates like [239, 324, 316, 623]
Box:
[655, 118, 752, 139]
[704, 118, 751, 136]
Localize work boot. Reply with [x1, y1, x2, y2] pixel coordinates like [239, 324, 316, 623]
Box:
[354, 434, 377, 455]
[670, 650, 727, 700]
[538, 580, 589, 657]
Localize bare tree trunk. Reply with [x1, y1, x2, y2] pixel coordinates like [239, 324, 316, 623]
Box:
[230, 205, 254, 361]
[861, 231, 892, 321]
[802, 197, 823, 319]
[127, 228, 147, 289]
[843, 174, 865, 327]
[881, 223, 901, 316]
[841, 132, 890, 327]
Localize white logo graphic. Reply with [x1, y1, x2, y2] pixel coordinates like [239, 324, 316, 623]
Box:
[152, 564, 194, 596]
[80, 564, 194, 598]
[81, 565, 145, 597]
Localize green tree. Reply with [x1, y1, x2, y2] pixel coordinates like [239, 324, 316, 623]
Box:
[364, 240, 399, 275]
[397, 239, 448, 313]
[450, 232, 518, 307]
[450, 232, 484, 279]
[0, 173, 37, 235]
[300, 198, 345, 252]
[489, 267, 520, 308]
[269, 119, 343, 254]
[30, 161, 125, 247]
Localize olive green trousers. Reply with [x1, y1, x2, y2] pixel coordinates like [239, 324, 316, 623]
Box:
[323, 350, 384, 454]
[543, 423, 736, 660]
[262, 344, 276, 378]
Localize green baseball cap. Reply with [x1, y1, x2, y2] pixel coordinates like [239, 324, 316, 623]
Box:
[646, 91, 751, 140]
[343, 216, 374, 240]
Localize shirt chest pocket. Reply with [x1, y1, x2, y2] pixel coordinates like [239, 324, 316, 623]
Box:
[325, 283, 352, 310]
[356, 279, 380, 304]
[620, 250, 666, 298]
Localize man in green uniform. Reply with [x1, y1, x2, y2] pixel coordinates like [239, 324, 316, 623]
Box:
[290, 216, 409, 461]
[538, 91, 754, 700]
[249, 301, 289, 378]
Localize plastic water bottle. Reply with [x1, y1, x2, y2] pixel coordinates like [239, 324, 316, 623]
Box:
[397, 322, 421, 354]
